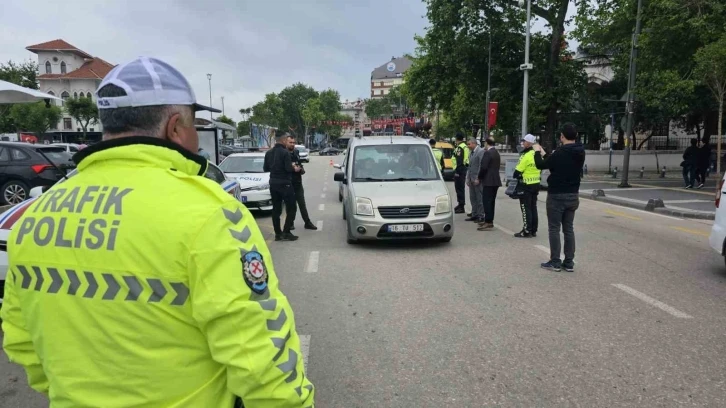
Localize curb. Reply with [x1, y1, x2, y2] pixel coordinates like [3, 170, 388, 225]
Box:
[579, 191, 716, 220]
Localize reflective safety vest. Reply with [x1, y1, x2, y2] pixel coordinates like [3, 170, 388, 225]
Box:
[451, 142, 470, 169]
[432, 148, 443, 170]
[0, 137, 314, 407]
[516, 148, 541, 185]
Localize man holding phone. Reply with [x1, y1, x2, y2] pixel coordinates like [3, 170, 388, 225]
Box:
[287, 137, 317, 230]
[263, 132, 300, 241]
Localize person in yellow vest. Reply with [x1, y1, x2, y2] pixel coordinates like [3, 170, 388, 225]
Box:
[451, 132, 470, 213]
[512, 134, 542, 238]
[429, 138, 444, 172]
[0, 57, 314, 407]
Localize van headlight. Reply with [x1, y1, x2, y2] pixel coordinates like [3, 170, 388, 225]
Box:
[435, 195, 451, 214]
[355, 197, 374, 216]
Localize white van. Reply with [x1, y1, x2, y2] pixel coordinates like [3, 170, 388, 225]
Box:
[709, 175, 726, 267]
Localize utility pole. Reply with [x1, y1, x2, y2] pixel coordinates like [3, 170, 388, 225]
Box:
[206, 74, 213, 120]
[221, 96, 225, 116]
[619, 0, 644, 188]
[520, 0, 533, 139]
[483, 29, 492, 145]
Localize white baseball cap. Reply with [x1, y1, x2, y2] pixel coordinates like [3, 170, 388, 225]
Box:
[522, 134, 537, 144]
[95, 56, 221, 113]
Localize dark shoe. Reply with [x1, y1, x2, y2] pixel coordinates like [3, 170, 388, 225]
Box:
[531, 232, 537, 237]
[563, 262, 575, 272]
[290, 225, 295, 230]
[466, 213, 472, 217]
[514, 231, 532, 238]
[477, 223, 494, 231]
[279, 232, 299, 241]
[697, 183, 704, 189]
[454, 208, 465, 214]
[274, 234, 282, 241]
[541, 261, 562, 272]
[685, 185, 692, 189]
[465, 216, 479, 222]
[304, 222, 318, 230]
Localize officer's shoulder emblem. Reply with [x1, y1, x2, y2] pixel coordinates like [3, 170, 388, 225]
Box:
[242, 251, 268, 294]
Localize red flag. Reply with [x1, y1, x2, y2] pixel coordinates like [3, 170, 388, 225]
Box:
[487, 102, 499, 129]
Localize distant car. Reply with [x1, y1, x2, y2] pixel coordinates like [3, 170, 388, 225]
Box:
[0, 161, 240, 307]
[295, 145, 310, 163]
[219, 153, 273, 211]
[0, 142, 75, 205]
[320, 147, 342, 156]
[51, 143, 83, 154]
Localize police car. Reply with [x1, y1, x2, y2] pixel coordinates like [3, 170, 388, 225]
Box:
[0, 162, 241, 307]
[219, 152, 273, 211]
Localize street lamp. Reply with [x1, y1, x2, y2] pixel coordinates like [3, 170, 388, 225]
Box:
[619, 0, 644, 188]
[519, 0, 533, 140]
[206, 73, 213, 120]
[221, 96, 225, 116]
[483, 29, 493, 145]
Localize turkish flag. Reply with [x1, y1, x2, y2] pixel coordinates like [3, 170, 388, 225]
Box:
[488, 102, 498, 129]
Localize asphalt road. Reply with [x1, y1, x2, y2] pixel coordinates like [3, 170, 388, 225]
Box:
[2, 155, 726, 407]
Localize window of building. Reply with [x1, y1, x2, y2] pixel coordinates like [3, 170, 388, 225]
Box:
[63, 118, 72, 130]
[74, 92, 78, 99]
[45, 61, 51, 74]
[47, 91, 55, 96]
[61, 91, 69, 106]
[86, 92, 92, 99]
[89, 128, 94, 132]
[60, 61, 67, 74]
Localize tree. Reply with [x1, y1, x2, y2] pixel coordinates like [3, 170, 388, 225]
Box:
[364, 98, 392, 118]
[249, 93, 284, 128]
[215, 115, 235, 127]
[0, 60, 39, 133]
[64, 96, 99, 140]
[302, 97, 324, 145]
[695, 35, 726, 177]
[236, 121, 250, 136]
[9, 102, 62, 138]
[277, 83, 319, 140]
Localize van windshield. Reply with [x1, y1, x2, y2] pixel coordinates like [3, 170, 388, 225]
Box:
[352, 144, 440, 181]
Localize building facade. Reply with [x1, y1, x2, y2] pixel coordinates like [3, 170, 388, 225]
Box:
[26, 39, 114, 142]
[339, 98, 369, 136]
[370, 56, 412, 99]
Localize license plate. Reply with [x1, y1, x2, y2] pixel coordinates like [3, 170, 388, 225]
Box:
[388, 224, 424, 233]
[241, 196, 248, 203]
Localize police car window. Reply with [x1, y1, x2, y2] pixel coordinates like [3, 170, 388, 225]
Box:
[10, 148, 30, 161]
[204, 164, 226, 183]
[219, 156, 265, 173]
[0, 148, 9, 162]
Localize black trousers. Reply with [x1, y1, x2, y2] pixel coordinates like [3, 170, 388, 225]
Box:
[481, 186, 499, 223]
[546, 193, 579, 265]
[454, 167, 467, 208]
[518, 185, 539, 234]
[270, 182, 297, 235]
[293, 182, 311, 224]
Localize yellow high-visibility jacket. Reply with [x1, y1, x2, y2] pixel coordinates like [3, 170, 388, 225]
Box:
[1, 136, 314, 408]
[515, 148, 541, 185]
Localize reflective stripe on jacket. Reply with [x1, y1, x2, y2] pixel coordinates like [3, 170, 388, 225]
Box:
[515, 148, 541, 185]
[1, 136, 314, 408]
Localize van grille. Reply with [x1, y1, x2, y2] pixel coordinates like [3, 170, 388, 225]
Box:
[378, 206, 430, 219]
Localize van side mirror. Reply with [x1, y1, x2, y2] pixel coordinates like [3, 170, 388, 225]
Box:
[333, 164, 342, 169]
[334, 172, 346, 184]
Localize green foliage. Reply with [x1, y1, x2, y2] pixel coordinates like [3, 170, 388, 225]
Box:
[364, 98, 392, 118]
[215, 115, 236, 127]
[0, 60, 40, 133]
[9, 102, 62, 136]
[64, 96, 99, 138]
[236, 121, 250, 136]
[695, 35, 726, 101]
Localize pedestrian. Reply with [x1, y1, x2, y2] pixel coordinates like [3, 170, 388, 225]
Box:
[465, 138, 485, 222]
[197, 146, 211, 161]
[533, 123, 586, 272]
[264, 132, 301, 241]
[452, 132, 470, 213]
[477, 137, 502, 231]
[0, 57, 314, 406]
[429, 138, 444, 172]
[512, 134, 541, 238]
[287, 138, 318, 231]
[682, 138, 698, 188]
[695, 140, 711, 189]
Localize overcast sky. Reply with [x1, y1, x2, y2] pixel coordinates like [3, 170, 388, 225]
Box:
[1, 0, 571, 122]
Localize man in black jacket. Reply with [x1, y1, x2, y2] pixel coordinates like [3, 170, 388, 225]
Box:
[263, 132, 300, 241]
[682, 138, 698, 188]
[533, 123, 586, 272]
[477, 138, 502, 230]
[287, 138, 317, 230]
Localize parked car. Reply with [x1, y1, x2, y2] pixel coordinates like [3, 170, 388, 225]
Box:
[333, 136, 454, 244]
[709, 175, 726, 268]
[295, 145, 310, 163]
[0, 161, 241, 307]
[219, 152, 273, 211]
[0, 142, 75, 205]
[320, 147, 342, 156]
[51, 143, 84, 154]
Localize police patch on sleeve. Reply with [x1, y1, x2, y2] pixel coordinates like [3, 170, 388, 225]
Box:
[242, 251, 268, 294]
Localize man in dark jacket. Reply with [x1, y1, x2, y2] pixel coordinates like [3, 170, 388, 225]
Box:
[477, 138, 502, 231]
[287, 138, 317, 230]
[533, 123, 586, 272]
[682, 138, 698, 188]
[263, 132, 300, 241]
[695, 140, 711, 189]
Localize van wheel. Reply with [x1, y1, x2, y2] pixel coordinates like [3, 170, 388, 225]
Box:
[440, 237, 452, 243]
[1, 180, 29, 205]
[338, 191, 343, 202]
[346, 227, 358, 245]
[342, 206, 347, 220]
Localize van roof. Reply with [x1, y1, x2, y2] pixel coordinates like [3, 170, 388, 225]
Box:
[349, 136, 428, 147]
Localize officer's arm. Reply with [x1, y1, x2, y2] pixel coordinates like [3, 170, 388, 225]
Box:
[0, 271, 49, 395]
[263, 153, 271, 173]
[189, 201, 314, 407]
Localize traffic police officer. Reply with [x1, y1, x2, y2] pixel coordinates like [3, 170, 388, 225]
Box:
[512, 133, 542, 238]
[1, 57, 314, 407]
[451, 132, 470, 213]
[429, 138, 444, 172]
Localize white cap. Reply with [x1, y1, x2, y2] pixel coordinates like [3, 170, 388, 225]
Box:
[95, 56, 220, 113]
[522, 134, 537, 144]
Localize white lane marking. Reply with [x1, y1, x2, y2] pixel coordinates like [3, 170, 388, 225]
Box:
[299, 334, 310, 371]
[579, 197, 685, 221]
[320, 193, 326, 198]
[534, 244, 549, 254]
[611, 284, 693, 319]
[493, 223, 515, 236]
[663, 199, 712, 204]
[318, 204, 325, 211]
[323, 186, 328, 192]
[306, 251, 319, 273]
[316, 220, 323, 231]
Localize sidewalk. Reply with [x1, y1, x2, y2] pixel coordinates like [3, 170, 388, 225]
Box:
[579, 173, 717, 220]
